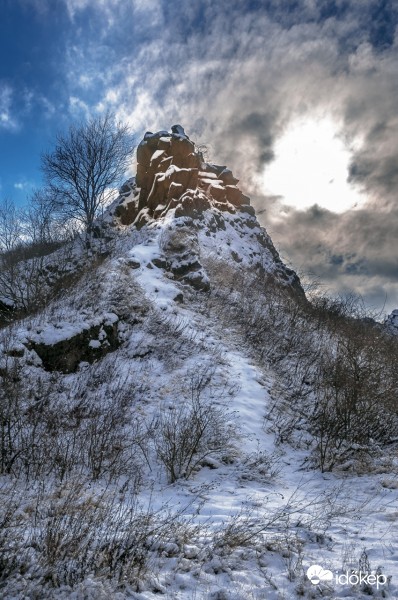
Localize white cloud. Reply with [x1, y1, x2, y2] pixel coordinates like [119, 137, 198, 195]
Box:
[0, 85, 19, 131]
[64, 0, 92, 19]
[13, 181, 33, 191]
[64, 0, 161, 20]
[13, 179, 35, 194]
[69, 96, 91, 118]
[64, 0, 126, 22]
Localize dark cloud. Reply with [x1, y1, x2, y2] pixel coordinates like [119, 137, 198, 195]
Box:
[257, 200, 398, 311]
[23, 0, 398, 312]
[234, 112, 277, 167]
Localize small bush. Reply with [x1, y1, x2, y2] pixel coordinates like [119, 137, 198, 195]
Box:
[153, 370, 238, 483]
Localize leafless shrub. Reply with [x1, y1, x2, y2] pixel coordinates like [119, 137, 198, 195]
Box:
[212, 480, 366, 563]
[0, 343, 149, 483]
[153, 369, 238, 483]
[238, 449, 282, 483]
[0, 192, 79, 324]
[0, 345, 25, 476]
[0, 250, 48, 314]
[81, 395, 144, 483]
[205, 257, 398, 473]
[0, 482, 30, 582]
[0, 477, 202, 594]
[308, 329, 398, 471]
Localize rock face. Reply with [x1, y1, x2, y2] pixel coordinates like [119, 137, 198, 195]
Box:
[113, 124, 253, 228]
[385, 309, 398, 335]
[111, 125, 303, 294]
[27, 317, 120, 373]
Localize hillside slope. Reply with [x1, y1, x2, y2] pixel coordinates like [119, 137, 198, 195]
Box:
[0, 126, 397, 600]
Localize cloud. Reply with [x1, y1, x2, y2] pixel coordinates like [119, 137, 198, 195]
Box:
[13, 180, 35, 191]
[21, 0, 397, 311]
[0, 84, 19, 131]
[260, 200, 398, 312]
[64, 0, 114, 20]
[69, 96, 91, 119]
[63, 0, 162, 26]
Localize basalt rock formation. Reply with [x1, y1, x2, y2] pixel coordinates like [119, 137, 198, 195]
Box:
[111, 125, 302, 294]
[114, 124, 254, 227]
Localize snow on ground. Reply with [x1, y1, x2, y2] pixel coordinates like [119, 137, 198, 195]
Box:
[140, 310, 398, 598]
[105, 220, 398, 598]
[2, 214, 398, 599]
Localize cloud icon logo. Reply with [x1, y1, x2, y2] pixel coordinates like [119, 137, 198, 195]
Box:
[307, 564, 333, 585]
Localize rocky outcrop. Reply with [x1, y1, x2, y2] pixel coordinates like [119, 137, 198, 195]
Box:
[110, 125, 303, 295]
[113, 124, 252, 227]
[113, 177, 139, 225]
[158, 225, 210, 292]
[27, 316, 120, 373]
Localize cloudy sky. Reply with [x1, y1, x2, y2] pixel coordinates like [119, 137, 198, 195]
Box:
[0, 0, 397, 313]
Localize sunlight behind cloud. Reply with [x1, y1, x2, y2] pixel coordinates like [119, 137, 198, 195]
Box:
[262, 118, 365, 213]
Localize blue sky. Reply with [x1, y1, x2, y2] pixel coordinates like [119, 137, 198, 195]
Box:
[0, 0, 137, 201]
[1, 0, 398, 311]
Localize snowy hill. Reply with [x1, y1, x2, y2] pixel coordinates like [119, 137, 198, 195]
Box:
[0, 126, 397, 599]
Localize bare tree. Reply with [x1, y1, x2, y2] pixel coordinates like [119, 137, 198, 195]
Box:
[41, 112, 135, 234]
[0, 198, 22, 252]
[22, 188, 62, 246]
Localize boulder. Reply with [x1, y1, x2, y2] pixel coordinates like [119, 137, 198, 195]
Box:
[136, 139, 152, 167]
[114, 197, 139, 225]
[208, 183, 226, 202]
[175, 193, 211, 219]
[170, 136, 196, 167]
[203, 163, 226, 176]
[240, 204, 256, 216]
[27, 319, 120, 374]
[170, 167, 198, 190]
[385, 309, 398, 335]
[157, 137, 172, 151]
[119, 179, 135, 195]
[167, 182, 184, 201]
[147, 172, 169, 211]
[150, 149, 166, 170]
[185, 152, 202, 169]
